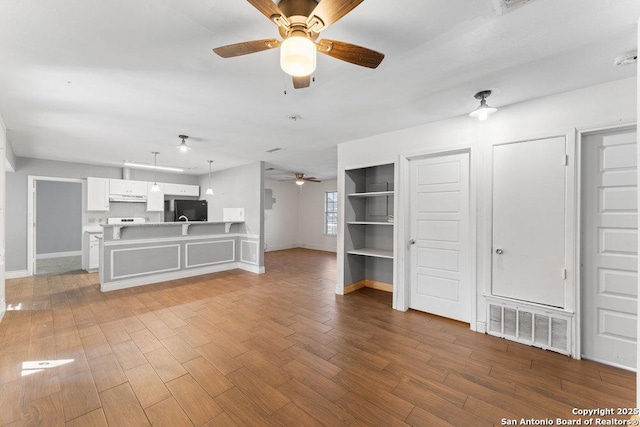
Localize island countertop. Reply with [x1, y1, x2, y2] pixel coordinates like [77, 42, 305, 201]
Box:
[98, 219, 261, 292]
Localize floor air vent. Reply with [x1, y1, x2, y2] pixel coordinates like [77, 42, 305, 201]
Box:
[487, 301, 571, 355]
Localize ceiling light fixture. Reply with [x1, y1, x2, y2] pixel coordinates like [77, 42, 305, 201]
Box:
[150, 152, 160, 192]
[296, 177, 305, 186]
[280, 30, 316, 77]
[205, 160, 214, 195]
[177, 134, 191, 152]
[469, 90, 498, 121]
[123, 162, 184, 173]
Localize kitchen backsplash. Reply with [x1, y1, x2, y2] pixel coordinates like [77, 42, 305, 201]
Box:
[86, 202, 163, 224]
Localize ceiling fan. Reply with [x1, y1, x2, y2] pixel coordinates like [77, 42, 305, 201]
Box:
[290, 173, 321, 185]
[212, 0, 385, 89]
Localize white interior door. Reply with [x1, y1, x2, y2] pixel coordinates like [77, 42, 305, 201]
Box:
[492, 137, 567, 308]
[409, 152, 471, 322]
[581, 129, 637, 369]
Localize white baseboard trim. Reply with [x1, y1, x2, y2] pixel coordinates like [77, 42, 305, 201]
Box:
[0, 299, 5, 322]
[473, 321, 487, 333]
[265, 244, 298, 252]
[101, 261, 263, 292]
[36, 251, 82, 260]
[298, 244, 337, 253]
[238, 263, 265, 274]
[5, 270, 29, 279]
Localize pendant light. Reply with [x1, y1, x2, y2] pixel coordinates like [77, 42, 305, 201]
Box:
[469, 90, 498, 121]
[177, 134, 191, 152]
[205, 160, 214, 195]
[150, 151, 160, 192]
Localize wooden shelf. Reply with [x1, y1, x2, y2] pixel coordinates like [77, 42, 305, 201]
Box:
[347, 191, 394, 198]
[347, 248, 394, 259]
[347, 221, 394, 226]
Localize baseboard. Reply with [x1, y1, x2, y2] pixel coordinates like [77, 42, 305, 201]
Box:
[0, 298, 5, 322]
[344, 279, 392, 295]
[297, 244, 337, 253]
[101, 261, 263, 292]
[5, 270, 29, 279]
[473, 321, 486, 333]
[265, 244, 298, 252]
[36, 251, 82, 259]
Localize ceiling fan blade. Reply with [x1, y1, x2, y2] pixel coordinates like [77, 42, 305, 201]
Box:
[292, 75, 311, 89]
[213, 39, 281, 58]
[246, 0, 288, 25]
[307, 0, 363, 31]
[304, 178, 321, 182]
[317, 39, 384, 68]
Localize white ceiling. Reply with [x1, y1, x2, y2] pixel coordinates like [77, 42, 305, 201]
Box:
[0, 0, 637, 179]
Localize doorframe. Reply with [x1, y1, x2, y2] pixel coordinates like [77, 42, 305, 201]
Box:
[27, 176, 86, 276]
[575, 122, 637, 366]
[398, 147, 477, 330]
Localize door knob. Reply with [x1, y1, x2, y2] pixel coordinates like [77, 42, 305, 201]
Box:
[495, 248, 503, 255]
[409, 239, 416, 245]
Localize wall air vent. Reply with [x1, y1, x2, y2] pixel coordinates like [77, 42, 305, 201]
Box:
[487, 299, 572, 356]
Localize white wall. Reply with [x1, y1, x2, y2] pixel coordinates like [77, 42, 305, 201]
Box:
[264, 179, 299, 252]
[0, 114, 6, 321]
[298, 179, 338, 253]
[198, 161, 264, 269]
[261, 179, 338, 253]
[338, 76, 637, 332]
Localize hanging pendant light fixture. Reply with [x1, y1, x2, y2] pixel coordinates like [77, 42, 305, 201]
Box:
[150, 152, 160, 192]
[469, 90, 498, 121]
[177, 134, 191, 152]
[205, 160, 214, 195]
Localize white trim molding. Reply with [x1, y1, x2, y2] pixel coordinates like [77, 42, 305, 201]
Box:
[5, 270, 29, 279]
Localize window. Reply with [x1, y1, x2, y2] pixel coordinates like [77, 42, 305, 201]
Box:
[324, 191, 338, 235]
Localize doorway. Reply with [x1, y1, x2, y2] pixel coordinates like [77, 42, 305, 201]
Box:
[581, 127, 637, 369]
[27, 177, 85, 275]
[408, 151, 471, 322]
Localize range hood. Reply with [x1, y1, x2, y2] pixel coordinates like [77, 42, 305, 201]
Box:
[109, 194, 147, 203]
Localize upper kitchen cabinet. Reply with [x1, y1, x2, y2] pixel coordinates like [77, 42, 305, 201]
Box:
[146, 182, 165, 212]
[109, 179, 147, 197]
[164, 183, 199, 197]
[87, 177, 109, 211]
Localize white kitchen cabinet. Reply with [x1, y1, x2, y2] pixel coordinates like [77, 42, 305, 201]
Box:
[109, 179, 147, 196]
[85, 232, 102, 270]
[146, 182, 165, 212]
[87, 177, 110, 211]
[164, 183, 199, 197]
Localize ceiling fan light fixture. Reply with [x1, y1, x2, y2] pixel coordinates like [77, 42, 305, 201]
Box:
[296, 179, 305, 186]
[469, 90, 498, 121]
[177, 135, 191, 152]
[280, 31, 316, 77]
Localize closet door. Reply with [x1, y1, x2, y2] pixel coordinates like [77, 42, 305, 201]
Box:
[492, 137, 567, 307]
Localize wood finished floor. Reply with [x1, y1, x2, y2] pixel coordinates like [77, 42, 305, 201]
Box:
[0, 248, 635, 426]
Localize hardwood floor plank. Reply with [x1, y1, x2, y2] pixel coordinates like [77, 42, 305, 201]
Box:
[111, 340, 147, 371]
[166, 374, 224, 425]
[2, 249, 635, 425]
[226, 367, 290, 415]
[65, 408, 108, 427]
[59, 370, 101, 421]
[88, 353, 127, 393]
[143, 347, 187, 383]
[99, 383, 149, 426]
[125, 363, 171, 408]
[145, 397, 193, 427]
[21, 391, 65, 427]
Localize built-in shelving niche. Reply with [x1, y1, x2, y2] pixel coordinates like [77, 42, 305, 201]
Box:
[342, 163, 395, 295]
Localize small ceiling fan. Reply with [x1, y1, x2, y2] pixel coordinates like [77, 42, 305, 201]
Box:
[290, 173, 321, 185]
[212, 0, 385, 89]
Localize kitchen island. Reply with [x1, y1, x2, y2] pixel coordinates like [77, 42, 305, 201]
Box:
[99, 221, 262, 292]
